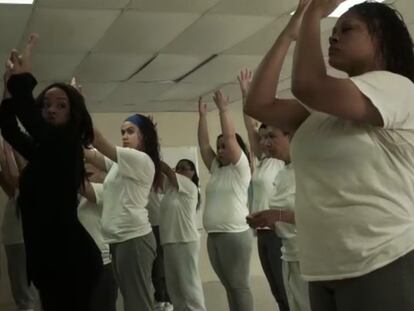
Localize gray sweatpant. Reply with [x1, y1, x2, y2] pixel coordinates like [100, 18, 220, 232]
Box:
[4, 243, 36, 310]
[207, 229, 254, 311]
[163, 240, 206, 311]
[110, 233, 156, 311]
[309, 249, 414, 311]
[282, 261, 310, 311]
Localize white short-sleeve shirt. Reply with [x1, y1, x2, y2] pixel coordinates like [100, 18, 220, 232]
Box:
[101, 147, 155, 243]
[77, 183, 111, 265]
[203, 153, 251, 233]
[270, 164, 298, 262]
[250, 157, 284, 214]
[159, 174, 200, 245]
[145, 180, 165, 227]
[291, 71, 414, 281]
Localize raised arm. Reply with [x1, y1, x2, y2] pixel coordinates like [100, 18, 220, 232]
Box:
[244, 0, 311, 132]
[160, 161, 178, 190]
[214, 90, 241, 165]
[0, 58, 35, 161]
[238, 69, 262, 159]
[84, 146, 108, 173]
[197, 97, 216, 170]
[291, 0, 382, 126]
[7, 34, 54, 141]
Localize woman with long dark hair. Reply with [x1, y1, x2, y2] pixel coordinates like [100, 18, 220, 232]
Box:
[85, 113, 162, 311]
[0, 34, 102, 311]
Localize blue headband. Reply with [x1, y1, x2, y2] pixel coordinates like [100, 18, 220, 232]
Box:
[125, 114, 148, 128]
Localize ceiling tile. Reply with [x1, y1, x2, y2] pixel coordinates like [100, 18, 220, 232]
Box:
[127, 0, 221, 13]
[80, 82, 120, 103]
[162, 14, 274, 55]
[131, 54, 208, 82]
[105, 81, 174, 105]
[22, 8, 119, 53]
[32, 53, 85, 81]
[156, 82, 218, 101]
[0, 5, 33, 53]
[75, 53, 153, 82]
[210, 0, 293, 16]
[93, 11, 200, 53]
[36, 0, 130, 9]
[181, 55, 264, 84]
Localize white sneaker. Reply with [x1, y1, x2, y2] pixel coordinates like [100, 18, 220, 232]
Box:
[163, 302, 174, 311]
[154, 302, 164, 311]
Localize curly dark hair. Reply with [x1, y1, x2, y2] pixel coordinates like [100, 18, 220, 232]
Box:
[36, 83, 94, 191]
[348, 2, 414, 82]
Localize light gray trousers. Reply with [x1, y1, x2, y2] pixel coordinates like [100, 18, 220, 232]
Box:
[110, 233, 156, 311]
[207, 229, 254, 311]
[163, 240, 206, 311]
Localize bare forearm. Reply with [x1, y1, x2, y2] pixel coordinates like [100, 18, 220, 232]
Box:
[93, 134, 117, 163]
[84, 148, 107, 172]
[198, 115, 210, 148]
[292, 9, 326, 100]
[245, 33, 293, 116]
[80, 180, 97, 203]
[243, 112, 261, 158]
[160, 161, 178, 189]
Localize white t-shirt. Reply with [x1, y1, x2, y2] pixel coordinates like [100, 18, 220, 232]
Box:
[146, 180, 165, 227]
[101, 147, 154, 244]
[203, 153, 251, 233]
[250, 157, 284, 214]
[159, 173, 200, 245]
[78, 184, 111, 265]
[270, 164, 298, 262]
[291, 71, 414, 281]
[1, 196, 24, 245]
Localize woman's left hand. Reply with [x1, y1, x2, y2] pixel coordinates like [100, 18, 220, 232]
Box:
[10, 33, 38, 75]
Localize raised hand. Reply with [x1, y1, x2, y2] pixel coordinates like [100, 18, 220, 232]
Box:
[213, 90, 229, 112]
[198, 96, 208, 116]
[70, 77, 84, 96]
[308, 0, 346, 18]
[9, 33, 39, 75]
[237, 69, 253, 98]
[283, 0, 312, 40]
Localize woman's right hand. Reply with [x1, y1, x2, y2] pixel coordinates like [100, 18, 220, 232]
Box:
[282, 0, 312, 41]
[198, 96, 208, 117]
[9, 33, 38, 75]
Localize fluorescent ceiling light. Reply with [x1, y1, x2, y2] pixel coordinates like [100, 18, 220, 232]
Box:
[291, 0, 385, 18]
[0, 0, 34, 4]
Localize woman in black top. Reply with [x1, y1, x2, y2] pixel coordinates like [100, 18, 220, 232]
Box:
[0, 34, 101, 311]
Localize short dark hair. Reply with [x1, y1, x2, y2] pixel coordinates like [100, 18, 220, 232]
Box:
[348, 2, 414, 82]
[176, 159, 201, 209]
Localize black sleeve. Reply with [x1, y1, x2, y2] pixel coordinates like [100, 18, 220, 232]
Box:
[0, 98, 35, 161]
[7, 73, 50, 142]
